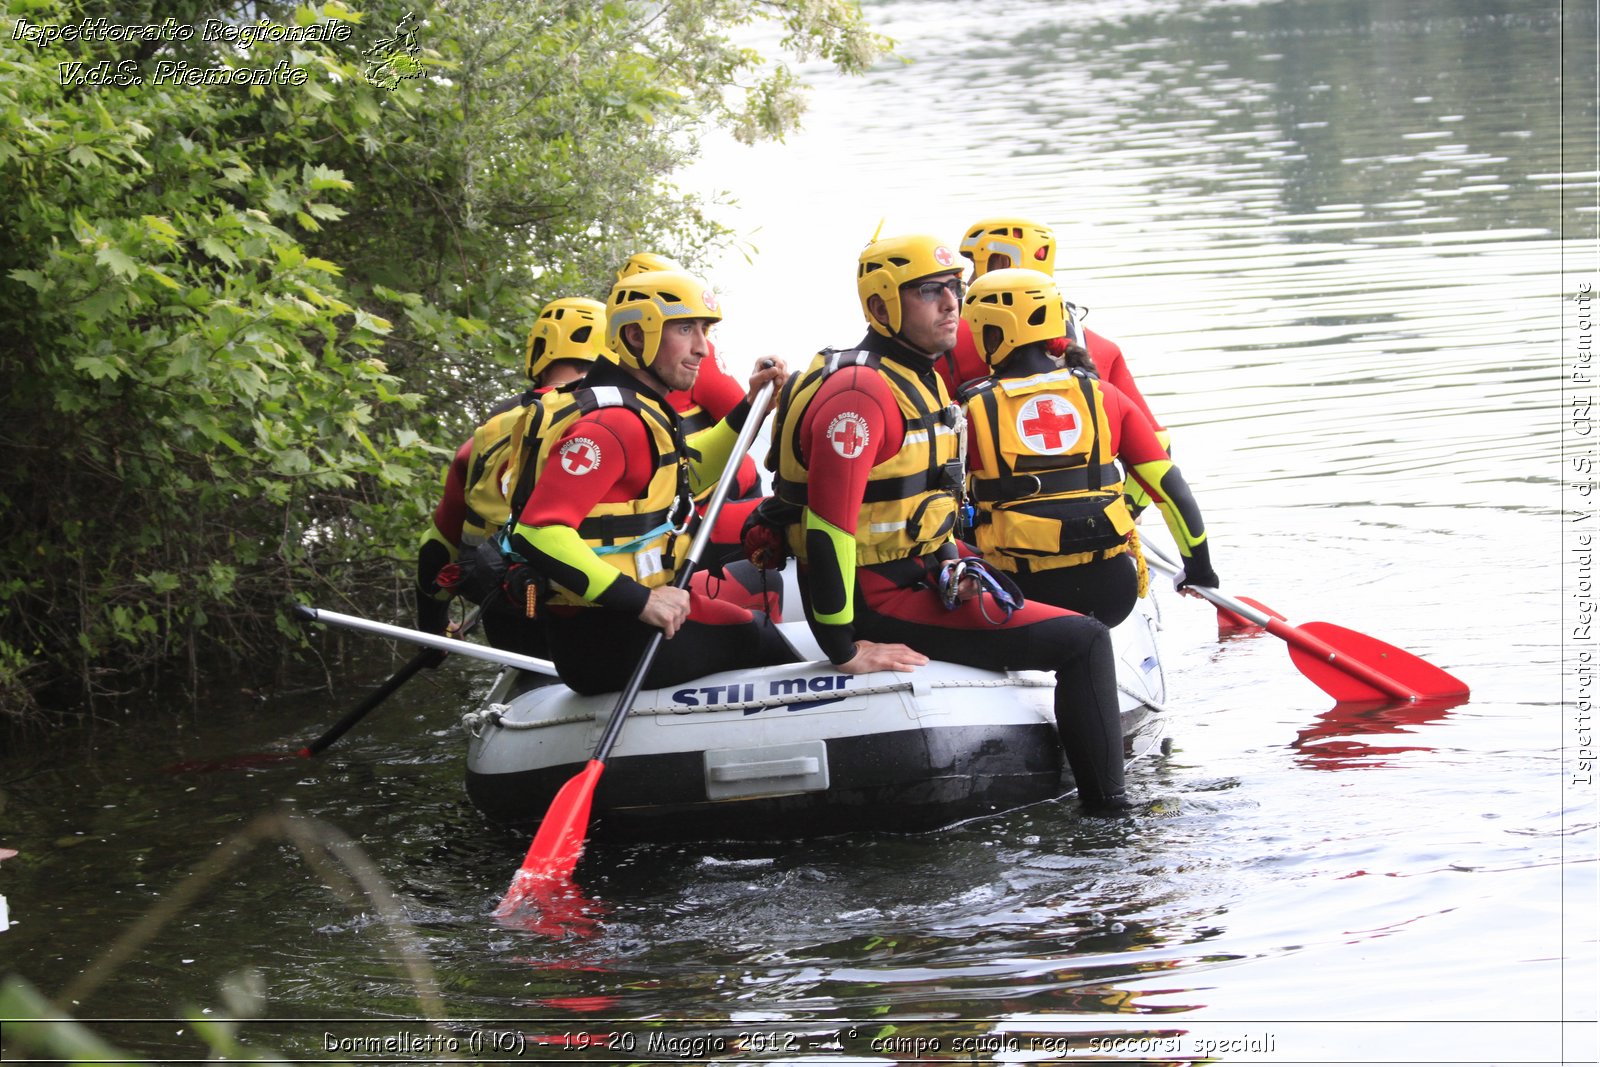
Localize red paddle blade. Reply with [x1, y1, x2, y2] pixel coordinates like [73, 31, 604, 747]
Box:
[498, 878, 607, 938]
[1283, 620, 1470, 703]
[495, 760, 604, 916]
[1217, 596, 1283, 634]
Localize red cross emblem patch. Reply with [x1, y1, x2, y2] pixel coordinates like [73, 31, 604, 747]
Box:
[1016, 394, 1081, 454]
[826, 411, 870, 460]
[558, 436, 602, 476]
[702, 289, 719, 313]
[933, 245, 955, 267]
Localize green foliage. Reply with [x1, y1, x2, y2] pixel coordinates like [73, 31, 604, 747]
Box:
[0, 808, 426, 1063]
[0, 0, 891, 718]
[0, 977, 137, 1064]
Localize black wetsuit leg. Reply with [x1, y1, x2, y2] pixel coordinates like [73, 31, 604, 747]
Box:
[826, 572, 1130, 811]
[545, 609, 799, 696]
[1013, 553, 1139, 628]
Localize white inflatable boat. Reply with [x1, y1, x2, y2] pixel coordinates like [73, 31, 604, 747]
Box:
[461, 586, 1168, 841]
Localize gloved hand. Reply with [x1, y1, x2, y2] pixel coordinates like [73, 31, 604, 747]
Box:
[743, 520, 786, 572]
[740, 497, 791, 572]
[1171, 561, 1219, 593]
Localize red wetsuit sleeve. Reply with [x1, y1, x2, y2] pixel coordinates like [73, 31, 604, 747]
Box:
[416, 437, 474, 633]
[1087, 329, 1164, 433]
[800, 368, 905, 532]
[798, 368, 905, 662]
[514, 408, 661, 614]
[1100, 381, 1168, 467]
[518, 408, 654, 527]
[431, 438, 473, 545]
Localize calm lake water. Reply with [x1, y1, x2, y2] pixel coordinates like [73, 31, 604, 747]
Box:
[4, 0, 1597, 1063]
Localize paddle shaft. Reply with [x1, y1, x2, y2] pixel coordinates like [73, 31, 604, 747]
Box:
[301, 652, 429, 757]
[299, 605, 486, 757]
[293, 604, 558, 676]
[589, 376, 780, 763]
[498, 375, 783, 907]
[1141, 542, 1423, 701]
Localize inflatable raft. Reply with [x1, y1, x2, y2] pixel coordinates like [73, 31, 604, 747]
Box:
[461, 585, 1168, 841]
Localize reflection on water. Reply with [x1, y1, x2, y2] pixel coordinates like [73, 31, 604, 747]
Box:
[1291, 694, 1468, 769]
[3, 0, 1594, 1062]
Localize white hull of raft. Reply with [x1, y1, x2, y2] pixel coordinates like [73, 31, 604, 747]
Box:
[463, 594, 1167, 840]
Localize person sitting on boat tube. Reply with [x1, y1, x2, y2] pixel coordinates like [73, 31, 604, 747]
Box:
[505, 268, 798, 695]
[936, 215, 1171, 517]
[758, 232, 1136, 815]
[615, 253, 783, 621]
[959, 268, 1219, 626]
[416, 296, 606, 657]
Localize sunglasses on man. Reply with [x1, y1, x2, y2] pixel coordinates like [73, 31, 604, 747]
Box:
[904, 277, 965, 303]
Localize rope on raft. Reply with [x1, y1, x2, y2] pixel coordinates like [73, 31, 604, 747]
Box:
[461, 676, 1168, 735]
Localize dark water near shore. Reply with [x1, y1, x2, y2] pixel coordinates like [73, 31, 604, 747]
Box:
[4, 0, 1597, 1063]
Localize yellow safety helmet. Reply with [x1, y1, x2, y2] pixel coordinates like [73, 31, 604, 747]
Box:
[615, 252, 685, 282]
[605, 268, 722, 371]
[959, 216, 1056, 279]
[961, 268, 1075, 368]
[856, 233, 963, 338]
[525, 296, 606, 382]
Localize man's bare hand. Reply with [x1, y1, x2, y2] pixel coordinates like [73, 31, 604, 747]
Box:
[837, 639, 929, 675]
[639, 585, 691, 638]
[746, 357, 788, 407]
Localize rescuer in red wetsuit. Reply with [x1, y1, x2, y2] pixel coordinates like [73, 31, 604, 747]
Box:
[959, 269, 1218, 627]
[939, 216, 1170, 513]
[415, 296, 606, 655]
[507, 268, 795, 695]
[616, 252, 781, 617]
[762, 233, 1134, 814]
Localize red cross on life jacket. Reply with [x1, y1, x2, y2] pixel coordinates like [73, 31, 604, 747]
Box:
[1020, 398, 1078, 451]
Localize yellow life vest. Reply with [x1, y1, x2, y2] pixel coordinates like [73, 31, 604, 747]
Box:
[460, 394, 538, 547]
[675, 400, 715, 441]
[672, 399, 732, 505]
[769, 348, 962, 566]
[966, 368, 1135, 573]
[521, 380, 694, 606]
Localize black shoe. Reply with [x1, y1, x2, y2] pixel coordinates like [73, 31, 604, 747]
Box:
[1080, 792, 1136, 816]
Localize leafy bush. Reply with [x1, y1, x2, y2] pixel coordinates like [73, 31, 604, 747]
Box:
[0, 0, 890, 721]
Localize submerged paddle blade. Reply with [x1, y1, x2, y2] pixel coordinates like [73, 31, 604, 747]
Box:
[497, 878, 607, 938]
[1217, 596, 1283, 635]
[1279, 620, 1470, 703]
[496, 760, 605, 916]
